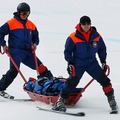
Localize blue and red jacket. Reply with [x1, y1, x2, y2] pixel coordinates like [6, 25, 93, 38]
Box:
[64, 24, 107, 67]
[0, 15, 39, 50]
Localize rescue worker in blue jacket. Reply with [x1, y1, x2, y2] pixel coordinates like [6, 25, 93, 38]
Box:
[53, 16, 117, 112]
[0, 2, 53, 98]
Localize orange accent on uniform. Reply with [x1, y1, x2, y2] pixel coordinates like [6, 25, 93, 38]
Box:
[93, 34, 101, 41]
[69, 32, 85, 43]
[7, 18, 36, 30]
[26, 20, 36, 30]
[81, 30, 91, 42]
[74, 24, 92, 42]
[38, 64, 47, 73]
[103, 84, 112, 93]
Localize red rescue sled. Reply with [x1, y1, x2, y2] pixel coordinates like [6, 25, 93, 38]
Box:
[23, 85, 83, 105]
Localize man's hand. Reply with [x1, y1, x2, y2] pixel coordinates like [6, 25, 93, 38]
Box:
[3, 45, 8, 54]
[67, 63, 76, 76]
[102, 63, 107, 72]
[31, 43, 37, 52]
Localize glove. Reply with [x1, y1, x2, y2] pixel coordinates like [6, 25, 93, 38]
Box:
[3, 45, 8, 53]
[0, 45, 8, 54]
[31, 43, 37, 52]
[67, 63, 76, 76]
[102, 63, 107, 72]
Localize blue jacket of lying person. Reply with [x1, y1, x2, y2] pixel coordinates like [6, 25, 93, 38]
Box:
[25, 77, 82, 96]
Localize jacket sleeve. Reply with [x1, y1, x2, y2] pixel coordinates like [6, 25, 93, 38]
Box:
[98, 36, 107, 63]
[32, 27, 39, 45]
[0, 23, 10, 46]
[64, 37, 75, 63]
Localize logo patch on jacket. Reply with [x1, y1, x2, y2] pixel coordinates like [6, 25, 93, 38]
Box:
[92, 42, 97, 48]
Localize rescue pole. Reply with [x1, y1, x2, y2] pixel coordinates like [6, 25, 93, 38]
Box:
[32, 49, 39, 76]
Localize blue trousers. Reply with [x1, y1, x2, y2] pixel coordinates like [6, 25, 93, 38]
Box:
[60, 61, 111, 99]
[0, 48, 42, 91]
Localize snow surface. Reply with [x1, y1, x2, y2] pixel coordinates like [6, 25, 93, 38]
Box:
[0, 0, 120, 119]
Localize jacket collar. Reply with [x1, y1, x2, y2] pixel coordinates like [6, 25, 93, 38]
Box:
[75, 24, 92, 42]
[13, 12, 27, 25]
[75, 23, 92, 34]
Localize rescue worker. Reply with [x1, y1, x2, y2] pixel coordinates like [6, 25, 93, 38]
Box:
[0, 2, 53, 98]
[53, 16, 118, 113]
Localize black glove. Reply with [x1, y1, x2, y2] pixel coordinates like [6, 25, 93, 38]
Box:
[102, 63, 107, 72]
[67, 63, 76, 76]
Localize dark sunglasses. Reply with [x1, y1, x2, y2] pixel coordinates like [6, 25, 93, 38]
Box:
[20, 11, 30, 16]
[82, 23, 91, 26]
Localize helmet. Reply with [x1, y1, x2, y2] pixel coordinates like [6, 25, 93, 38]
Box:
[17, 2, 30, 13]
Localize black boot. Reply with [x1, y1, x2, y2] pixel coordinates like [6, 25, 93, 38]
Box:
[0, 91, 14, 99]
[52, 96, 66, 112]
[105, 88, 118, 113]
[107, 95, 118, 112]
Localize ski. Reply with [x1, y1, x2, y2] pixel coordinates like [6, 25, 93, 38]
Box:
[0, 98, 33, 102]
[0, 91, 14, 99]
[0, 91, 33, 102]
[36, 106, 85, 117]
[10, 98, 33, 102]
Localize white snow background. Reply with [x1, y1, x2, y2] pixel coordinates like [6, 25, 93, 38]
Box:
[0, 0, 120, 120]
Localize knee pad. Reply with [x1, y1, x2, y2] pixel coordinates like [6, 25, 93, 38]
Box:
[103, 83, 113, 93]
[104, 87, 114, 97]
[38, 64, 47, 73]
[37, 65, 53, 79]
